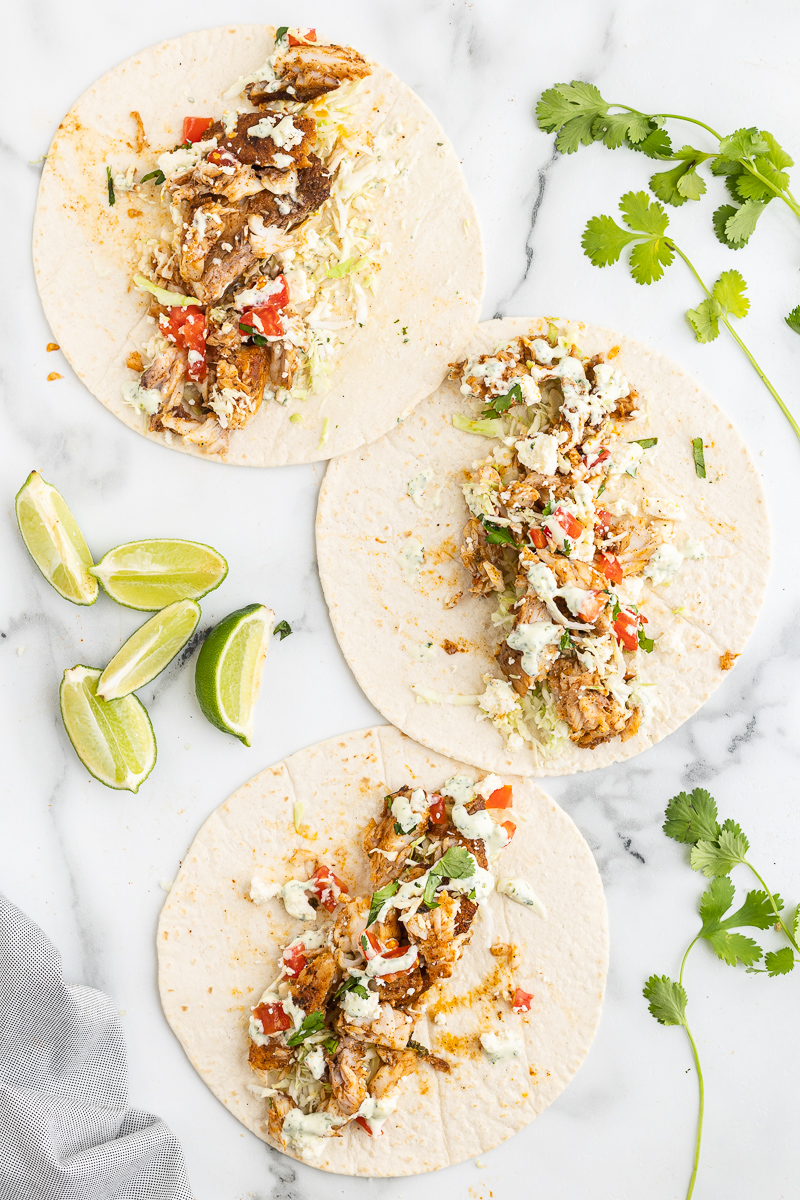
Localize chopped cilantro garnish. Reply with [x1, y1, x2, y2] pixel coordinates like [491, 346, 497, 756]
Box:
[285, 1010, 327, 1047]
[275, 25, 289, 41]
[481, 381, 522, 418]
[406, 1039, 429, 1055]
[273, 620, 292, 640]
[541, 500, 553, 516]
[561, 538, 572, 556]
[239, 321, 269, 347]
[560, 630, 573, 652]
[140, 169, 166, 186]
[692, 437, 706, 478]
[637, 626, 655, 653]
[393, 822, 404, 835]
[632, 437, 658, 448]
[422, 846, 475, 910]
[323, 1036, 339, 1054]
[334, 975, 371, 1003]
[597, 483, 606, 497]
[106, 167, 115, 206]
[479, 518, 517, 547]
[367, 880, 399, 926]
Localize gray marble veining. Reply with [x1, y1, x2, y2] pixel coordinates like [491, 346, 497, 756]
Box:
[2, 1, 799, 1196]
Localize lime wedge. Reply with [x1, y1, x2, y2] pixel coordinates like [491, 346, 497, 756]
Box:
[97, 599, 201, 700]
[195, 604, 275, 745]
[16, 471, 98, 605]
[60, 665, 156, 791]
[90, 539, 227, 610]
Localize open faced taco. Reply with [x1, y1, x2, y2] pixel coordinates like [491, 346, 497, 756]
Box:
[33, 25, 483, 465]
[316, 318, 770, 776]
[157, 727, 607, 1174]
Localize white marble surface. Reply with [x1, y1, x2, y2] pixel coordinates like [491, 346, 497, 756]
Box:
[2, 1, 799, 1196]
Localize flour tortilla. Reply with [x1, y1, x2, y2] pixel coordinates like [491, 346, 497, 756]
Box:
[316, 318, 770, 777]
[33, 25, 484, 466]
[157, 726, 607, 1175]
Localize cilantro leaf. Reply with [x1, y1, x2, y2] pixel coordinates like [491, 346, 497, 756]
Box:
[106, 166, 115, 206]
[629, 238, 674, 285]
[423, 846, 475, 909]
[690, 822, 749, 877]
[140, 169, 166, 186]
[692, 437, 706, 478]
[273, 620, 292, 640]
[406, 1038, 430, 1055]
[323, 1035, 340, 1054]
[764, 947, 795, 976]
[482, 381, 522, 417]
[637, 626, 655, 653]
[632, 126, 674, 159]
[582, 215, 636, 267]
[632, 437, 658, 448]
[650, 147, 710, 207]
[535, 81, 609, 154]
[724, 199, 766, 245]
[717, 127, 771, 162]
[686, 299, 721, 343]
[275, 25, 289, 42]
[712, 204, 745, 250]
[367, 881, 398, 926]
[725, 888, 781, 930]
[594, 110, 654, 150]
[334, 975, 371, 1002]
[705, 930, 762, 968]
[480, 518, 517, 546]
[785, 305, 800, 335]
[713, 270, 750, 319]
[699, 875, 735, 927]
[620, 190, 669, 236]
[664, 789, 720, 845]
[643, 974, 687, 1026]
[560, 630, 573, 652]
[286, 1010, 327, 1047]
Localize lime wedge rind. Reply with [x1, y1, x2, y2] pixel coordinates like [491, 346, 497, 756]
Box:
[60, 665, 157, 792]
[195, 604, 274, 745]
[97, 598, 201, 700]
[89, 538, 228, 610]
[16, 471, 98, 605]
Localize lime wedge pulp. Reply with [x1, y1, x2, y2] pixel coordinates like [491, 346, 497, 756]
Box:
[195, 604, 275, 745]
[90, 539, 227, 610]
[60, 665, 156, 791]
[15, 470, 98, 605]
[97, 599, 201, 700]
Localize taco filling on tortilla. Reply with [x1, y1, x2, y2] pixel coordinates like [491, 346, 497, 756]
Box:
[447, 326, 706, 754]
[124, 27, 396, 453]
[245, 773, 540, 1159]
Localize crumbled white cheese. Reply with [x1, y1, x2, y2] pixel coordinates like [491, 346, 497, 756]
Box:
[516, 432, 558, 474]
[480, 1030, 524, 1064]
[645, 496, 686, 521]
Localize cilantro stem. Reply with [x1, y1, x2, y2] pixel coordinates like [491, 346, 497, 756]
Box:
[678, 938, 704, 1200]
[743, 861, 800, 954]
[613, 106, 800, 220]
[669, 242, 800, 442]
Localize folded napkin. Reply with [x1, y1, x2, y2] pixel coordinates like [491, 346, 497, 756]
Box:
[0, 891, 193, 1200]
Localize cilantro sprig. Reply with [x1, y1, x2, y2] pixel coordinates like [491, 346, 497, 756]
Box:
[479, 516, 517, 547]
[582, 192, 800, 442]
[422, 846, 475, 910]
[481, 381, 522, 418]
[285, 1010, 327, 1048]
[366, 880, 399, 927]
[645, 788, 800, 1199]
[536, 83, 800, 248]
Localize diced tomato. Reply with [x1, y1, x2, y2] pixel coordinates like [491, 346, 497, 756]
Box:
[553, 506, 583, 540]
[253, 1002, 291, 1034]
[485, 785, 513, 809]
[512, 987, 534, 1013]
[501, 820, 517, 844]
[309, 864, 347, 912]
[160, 306, 207, 382]
[182, 116, 214, 144]
[576, 590, 606, 623]
[355, 1115, 373, 1135]
[530, 528, 548, 549]
[288, 28, 317, 46]
[207, 148, 239, 167]
[595, 552, 623, 586]
[241, 305, 284, 339]
[282, 945, 307, 977]
[613, 611, 640, 652]
[360, 929, 381, 960]
[428, 794, 446, 823]
[382, 944, 413, 960]
[595, 509, 613, 535]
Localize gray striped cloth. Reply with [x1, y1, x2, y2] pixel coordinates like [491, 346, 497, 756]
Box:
[0, 891, 192, 1200]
